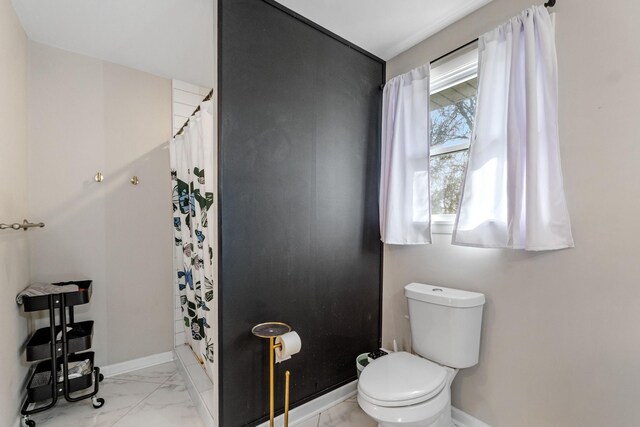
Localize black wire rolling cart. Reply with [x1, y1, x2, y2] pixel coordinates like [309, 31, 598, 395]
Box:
[19, 280, 105, 427]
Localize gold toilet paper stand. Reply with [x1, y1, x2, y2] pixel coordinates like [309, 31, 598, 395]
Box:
[252, 322, 292, 427]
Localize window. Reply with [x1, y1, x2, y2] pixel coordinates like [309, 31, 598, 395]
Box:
[429, 48, 478, 230]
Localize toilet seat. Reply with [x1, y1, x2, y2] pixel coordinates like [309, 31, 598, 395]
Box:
[358, 352, 447, 407]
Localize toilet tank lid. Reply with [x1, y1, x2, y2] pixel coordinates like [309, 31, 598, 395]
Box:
[405, 283, 485, 308]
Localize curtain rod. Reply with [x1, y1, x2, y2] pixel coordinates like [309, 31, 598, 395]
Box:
[173, 89, 214, 138]
[379, 0, 557, 90]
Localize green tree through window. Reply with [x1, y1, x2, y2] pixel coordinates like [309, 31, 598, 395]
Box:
[430, 76, 477, 216]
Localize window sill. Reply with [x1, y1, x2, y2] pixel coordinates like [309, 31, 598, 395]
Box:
[432, 221, 454, 235]
[432, 214, 455, 234]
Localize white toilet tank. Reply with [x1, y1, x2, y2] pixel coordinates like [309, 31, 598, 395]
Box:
[405, 283, 485, 369]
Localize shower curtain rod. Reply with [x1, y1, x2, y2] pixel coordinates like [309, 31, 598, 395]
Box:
[173, 89, 214, 138]
[379, 0, 557, 90]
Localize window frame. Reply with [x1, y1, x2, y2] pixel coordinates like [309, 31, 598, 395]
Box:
[430, 48, 479, 233]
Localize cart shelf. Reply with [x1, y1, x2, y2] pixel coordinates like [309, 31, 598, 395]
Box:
[26, 352, 96, 404]
[22, 280, 92, 312]
[26, 321, 94, 362]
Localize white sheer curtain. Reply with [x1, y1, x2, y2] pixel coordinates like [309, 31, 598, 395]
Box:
[453, 6, 574, 250]
[380, 64, 432, 245]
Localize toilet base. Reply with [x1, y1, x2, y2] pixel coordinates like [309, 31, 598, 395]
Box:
[377, 403, 451, 427]
[358, 388, 452, 427]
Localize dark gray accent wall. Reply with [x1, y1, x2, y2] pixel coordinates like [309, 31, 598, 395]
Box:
[218, 1, 384, 425]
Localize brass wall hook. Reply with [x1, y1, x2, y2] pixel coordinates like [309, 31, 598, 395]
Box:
[130, 176, 140, 185]
[94, 172, 104, 183]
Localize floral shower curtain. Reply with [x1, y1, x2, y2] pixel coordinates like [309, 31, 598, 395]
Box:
[170, 100, 215, 379]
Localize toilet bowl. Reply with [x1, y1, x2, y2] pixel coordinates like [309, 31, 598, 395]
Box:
[357, 352, 456, 427]
[357, 283, 485, 427]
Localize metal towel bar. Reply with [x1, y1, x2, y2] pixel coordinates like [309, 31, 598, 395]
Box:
[0, 220, 45, 231]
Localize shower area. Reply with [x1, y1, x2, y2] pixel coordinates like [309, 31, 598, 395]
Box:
[170, 80, 218, 422]
[171, 86, 216, 381]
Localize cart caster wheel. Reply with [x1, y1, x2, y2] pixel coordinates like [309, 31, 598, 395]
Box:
[99, 373, 104, 382]
[22, 418, 35, 427]
[92, 397, 105, 409]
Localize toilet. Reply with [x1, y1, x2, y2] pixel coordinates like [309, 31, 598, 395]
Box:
[357, 283, 485, 427]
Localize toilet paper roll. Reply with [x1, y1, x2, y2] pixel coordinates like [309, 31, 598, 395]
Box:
[275, 331, 301, 363]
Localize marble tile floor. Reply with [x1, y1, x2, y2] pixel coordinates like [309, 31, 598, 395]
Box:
[29, 361, 204, 427]
[28, 355, 375, 427]
[294, 396, 377, 427]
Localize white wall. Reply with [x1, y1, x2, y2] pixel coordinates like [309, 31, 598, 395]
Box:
[0, 0, 30, 423]
[27, 42, 174, 366]
[384, 0, 640, 426]
[172, 80, 212, 135]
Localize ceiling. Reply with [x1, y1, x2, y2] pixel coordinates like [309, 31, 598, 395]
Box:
[276, 0, 492, 60]
[12, 0, 215, 88]
[12, 0, 490, 87]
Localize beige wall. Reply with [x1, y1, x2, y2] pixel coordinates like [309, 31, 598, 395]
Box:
[384, 0, 640, 425]
[0, 0, 30, 424]
[27, 42, 174, 366]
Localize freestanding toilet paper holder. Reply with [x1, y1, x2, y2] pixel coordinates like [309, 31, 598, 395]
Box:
[252, 322, 292, 427]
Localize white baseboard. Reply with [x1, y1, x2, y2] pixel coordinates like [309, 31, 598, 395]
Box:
[257, 380, 357, 427]
[452, 406, 491, 427]
[101, 351, 174, 378]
